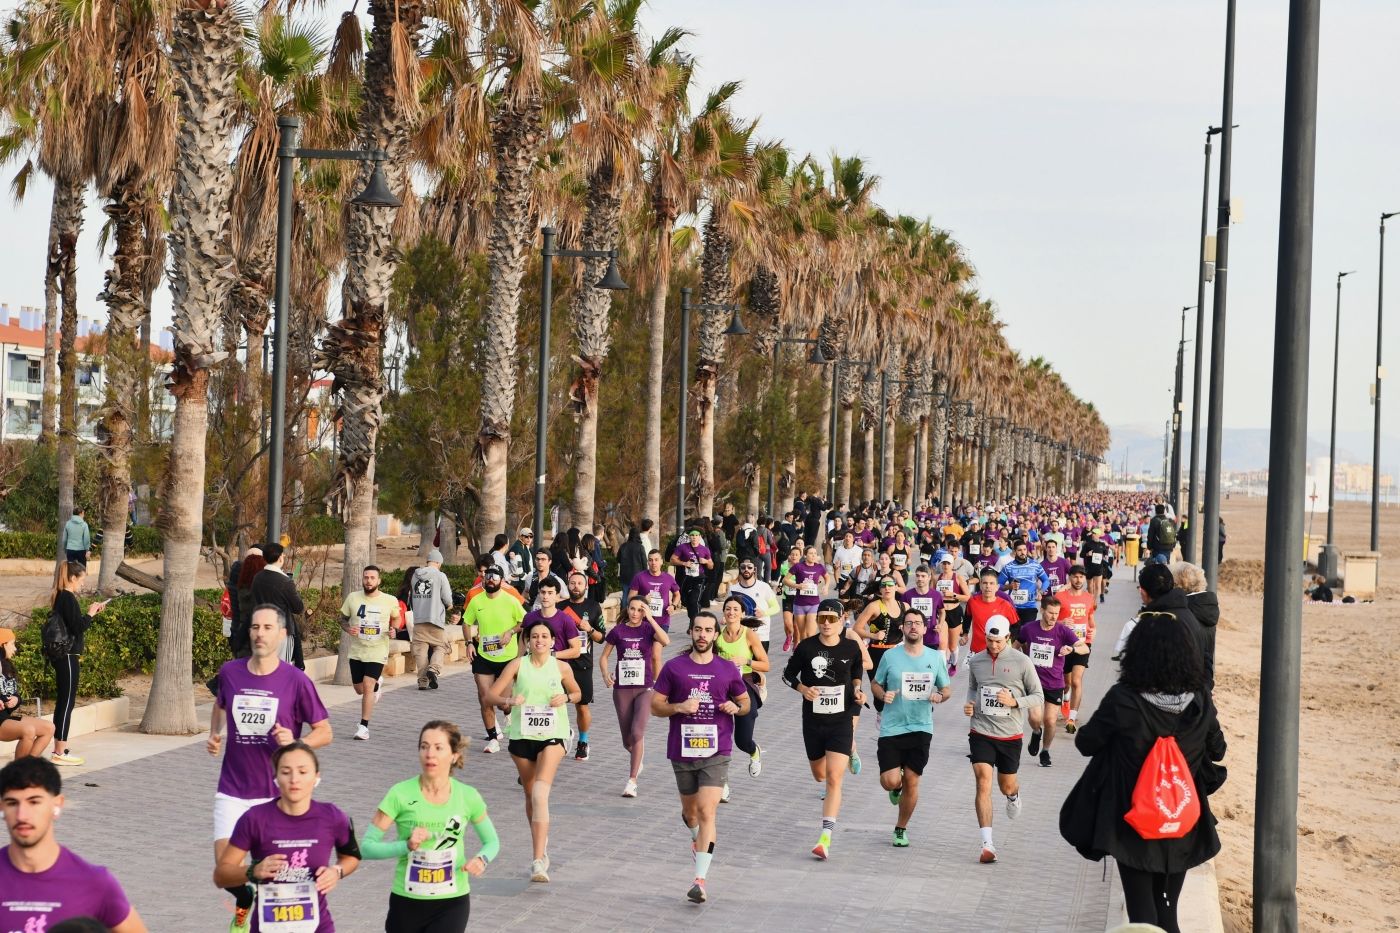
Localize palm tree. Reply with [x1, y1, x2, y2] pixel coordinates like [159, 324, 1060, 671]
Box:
[141, 0, 242, 735]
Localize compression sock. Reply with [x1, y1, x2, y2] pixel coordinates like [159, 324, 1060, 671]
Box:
[684, 817, 700, 842]
[225, 885, 254, 910]
[578, 731, 589, 743]
[487, 727, 499, 740]
[694, 844, 714, 879]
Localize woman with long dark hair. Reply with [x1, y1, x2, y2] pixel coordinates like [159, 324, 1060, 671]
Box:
[47, 562, 108, 766]
[233, 551, 268, 658]
[1059, 612, 1227, 933]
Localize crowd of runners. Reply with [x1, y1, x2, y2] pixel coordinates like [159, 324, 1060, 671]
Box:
[0, 491, 1228, 933]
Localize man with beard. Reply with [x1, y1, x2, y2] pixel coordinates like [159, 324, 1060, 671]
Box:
[339, 565, 402, 741]
[463, 564, 526, 754]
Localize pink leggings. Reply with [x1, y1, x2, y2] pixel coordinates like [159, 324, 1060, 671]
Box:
[613, 687, 652, 779]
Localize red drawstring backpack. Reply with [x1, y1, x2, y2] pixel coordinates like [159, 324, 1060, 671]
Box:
[1125, 735, 1200, 839]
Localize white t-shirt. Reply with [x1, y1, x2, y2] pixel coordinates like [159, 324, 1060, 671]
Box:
[727, 579, 779, 643]
[833, 545, 864, 578]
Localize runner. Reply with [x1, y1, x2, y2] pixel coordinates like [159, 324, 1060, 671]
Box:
[486, 620, 581, 883]
[900, 565, 950, 661]
[462, 566, 524, 755]
[600, 596, 671, 797]
[997, 539, 1049, 642]
[0, 756, 146, 932]
[964, 616, 1042, 864]
[339, 565, 401, 741]
[1019, 595, 1086, 767]
[714, 594, 771, 800]
[726, 558, 781, 659]
[210, 605, 332, 931]
[965, 568, 1019, 656]
[1040, 539, 1071, 594]
[215, 742, 360, 933]
[651, 612, 750, 903]
[523, 550, 567, 611]
[362, 721, 499, 932]
[778, 544, 803, 649]
[670, 528, 715, 623]
[782, 600, 866, 860]
[853, 580, 903, 715]
[1056, 566, 1097, 733]
[871, 608, 952, 847]
[784, 545, 831, 643]
[625, 549, 682, 632]
[1080, 528, 1112, 603]
[563, 569, 605, 762]
[935, 555, 972, 675]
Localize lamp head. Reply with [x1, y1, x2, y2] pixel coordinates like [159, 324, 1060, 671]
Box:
[808, 342, 830, 364]
[595, 252, 628, 290]
[722, 307, 748, 336]
[352, 157, 403, 208]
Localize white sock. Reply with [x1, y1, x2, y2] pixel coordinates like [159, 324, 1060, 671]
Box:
[1068, 709, 1078, 722]
[694, 850, 713, 879]
[980, 826, 994, 847]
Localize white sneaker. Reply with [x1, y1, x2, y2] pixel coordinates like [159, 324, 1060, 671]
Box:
[483, 738, 500, 754]
[622, 779, 638, 798]
[530, 858, 550, 883]
[748, 745, 763, 778]
[720, 783, 730, 803]
[566, 727, 578, 757]
[354, 724, 370, 741]
[1006, 793, 1022, 821]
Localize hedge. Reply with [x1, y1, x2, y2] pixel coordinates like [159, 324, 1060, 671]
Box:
[12, 591, 229, 700]
[0, 525, 162, 560]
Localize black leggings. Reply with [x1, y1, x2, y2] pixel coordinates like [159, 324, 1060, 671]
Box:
[386, 892, 470, 932]
[732, 682, 760, 756]
[52, 654, 79, 742]
[1117, 863, 1185, 933]
[679, 577, 704, 622]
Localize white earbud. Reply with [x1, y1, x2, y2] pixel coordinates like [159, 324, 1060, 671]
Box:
[52, 807, 61, 816]
[314, 776, 322, 788]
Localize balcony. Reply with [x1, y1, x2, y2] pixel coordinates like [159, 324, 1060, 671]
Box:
[6, 378, 42, 397]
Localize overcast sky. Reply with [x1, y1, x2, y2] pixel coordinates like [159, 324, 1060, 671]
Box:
[2, 0, 1397, 448]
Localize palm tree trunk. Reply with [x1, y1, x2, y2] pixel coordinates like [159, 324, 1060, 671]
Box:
[40, 182, 80, 443]
[816, 364, 832, 499]
[95, 184, 148, 592]
[882, 418, 896, 503]
[839, 405, 853, 506]
[862, 425, 875, 503]
[418, 511, 435, 558]
[568, 160, 621, 530]
[476, 95, 544, 542]
[52, 179, 83, 571]
[693, 213, 733, 518]
[903, 430, 915, 506]
[142, 0, 241, 735]
[781, 379, 798, 513]
[642, 217, 672, 532]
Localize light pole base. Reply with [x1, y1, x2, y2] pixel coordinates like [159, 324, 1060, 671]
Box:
[1317, 544, 1341, 586]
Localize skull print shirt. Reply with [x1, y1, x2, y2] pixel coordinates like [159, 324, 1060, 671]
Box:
[783, 634, 864, 722]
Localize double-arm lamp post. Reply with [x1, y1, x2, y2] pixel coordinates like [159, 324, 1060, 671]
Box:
[269, 116, 402, 543]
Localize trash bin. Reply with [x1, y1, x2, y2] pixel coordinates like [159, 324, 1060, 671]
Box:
[1125, 534, 1141, 567]
[1342, 551, 1379, 601]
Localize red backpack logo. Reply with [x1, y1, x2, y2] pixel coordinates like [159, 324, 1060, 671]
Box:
[1124, 735, 1200, 839]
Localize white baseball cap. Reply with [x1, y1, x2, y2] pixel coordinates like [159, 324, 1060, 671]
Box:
[985, 615, 1011, 639]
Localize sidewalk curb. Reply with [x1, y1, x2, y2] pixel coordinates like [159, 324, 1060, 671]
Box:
[1105, 859, 1225, 932]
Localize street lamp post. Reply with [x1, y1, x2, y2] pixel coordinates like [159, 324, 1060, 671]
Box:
[674, 291, 743, 533]
[826, 359, 842, 506]
[1172, 305, 1194, 512]
[1373, 212, 1397, 554]
[768, 336, 828, 516]
[270, 116, 401, 544]
[533, 226, 628, 545]
[1187, 126, 1225, 562]
[1320, 270, 1356, 582]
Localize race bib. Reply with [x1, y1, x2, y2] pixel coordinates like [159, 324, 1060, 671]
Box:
[782, 584, 797, 597]
[258, 881, 318, 933]
[893, 553, 908, 569]
[969, 544, 981, 556]
[232, 695, 278, 737]
[1091, 553, 1103, 565]
[481, 635, 503, 652]
[358, 621, 382, 639]
[1029, 642, 1055, 667]
[521, 705, 558, 739]
[647, 594, 664, 617]
[979, 684, 1011, 716]
[1072, 623, 1088, 641]
[405, 847, 457, 897]
[911, 597, 934, 616]
[1010, 588, 1031, 605]
[681, 722, 718, 758]
[799, 582, 819, 598]
[936, 579, 954, 594]
[813, 685, 846, 715]
[685, 563, 702, 578]
[617, 658, 645, 687]
[901, 671, 933, 700]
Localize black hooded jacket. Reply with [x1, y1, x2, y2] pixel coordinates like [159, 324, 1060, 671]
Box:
[1184, 590, 1219, 690]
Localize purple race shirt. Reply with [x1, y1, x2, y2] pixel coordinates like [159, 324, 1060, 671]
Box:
[0, 845, 132, 930]
[654, 652, 747, 760]
[627, 571, 680, 629]
[673, 543, 711, 584]
[1020, 621, 1080, 690]
[522, 609, 582, 654]
[605, 621, 659, 688]
[790, 561, 826, 608]
[217, 659, 329, 800]
[1041, 557, 1071, 591]
[230, 800, 353, 933]
[900, 587, 945, 647]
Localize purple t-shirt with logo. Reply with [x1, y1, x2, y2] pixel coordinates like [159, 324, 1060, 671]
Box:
[230, 799, 353, 933]
[522, 609, 581, 654]
[604, 621, 659, 688]
[627, 571, 680, 630]
[217, 659, 329, 800]
[1020, 621, 1080, 690]
[900, 587, 945, 647]
[673, 543, 711, 584]
[654, 652, 747, 760]
[790, 561, 826, 609]
[0, 846, 131, 930]
[1041, 557, 1071, 591]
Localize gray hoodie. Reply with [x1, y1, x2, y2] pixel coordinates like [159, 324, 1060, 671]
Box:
[965, 646, 1043, 739]
[410, 565, 452, 628]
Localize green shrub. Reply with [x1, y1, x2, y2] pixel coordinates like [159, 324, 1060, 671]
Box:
[0, 531, 57, 559]
[295, 514, 346, 546]
[0, 443, 102, 533]
[12, 592, 229, 700]
[128, 525, 162, 556]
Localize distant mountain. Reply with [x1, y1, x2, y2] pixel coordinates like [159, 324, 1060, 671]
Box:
[1107, 424, 1400, 475]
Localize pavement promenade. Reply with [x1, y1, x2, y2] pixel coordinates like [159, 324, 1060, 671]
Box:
[44, 576, 1144, 932]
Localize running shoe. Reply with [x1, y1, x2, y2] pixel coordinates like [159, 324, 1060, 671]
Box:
[575, 740, 589, 761]
[892, 828, 909, 848]
[426, 670, 439, 690]
[50, 752, 84, 766]
[888, 787, 902, 806]
[1039, 750, 1052, 768]
[811, 831, 831, 861]
[948, 661, 957, 677]
[1006, 793, 1022, 821]
[748, 746, 763, 778]
[849, 750, 861, 775]
[530, 858, 550, 883]
[229, 905, 251, 933]
[783, 635, 793, 652]
[1061, 700, 1071, 719]
[720, 783, 730, 803]
[758, 682, 768, 703]
[1064, 720, 1078, 735]
[483, 737, 501, 754]
[1027, 730, 1042, 756]
[979, 845, 997, 864]
[622, 779, 638, 798]
[687, 878, 707, 903]
[354, 724, 370, 741]
[874, 711, 882, 731]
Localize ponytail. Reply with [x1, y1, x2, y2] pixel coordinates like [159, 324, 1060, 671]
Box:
[51, 561, 84, 608]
